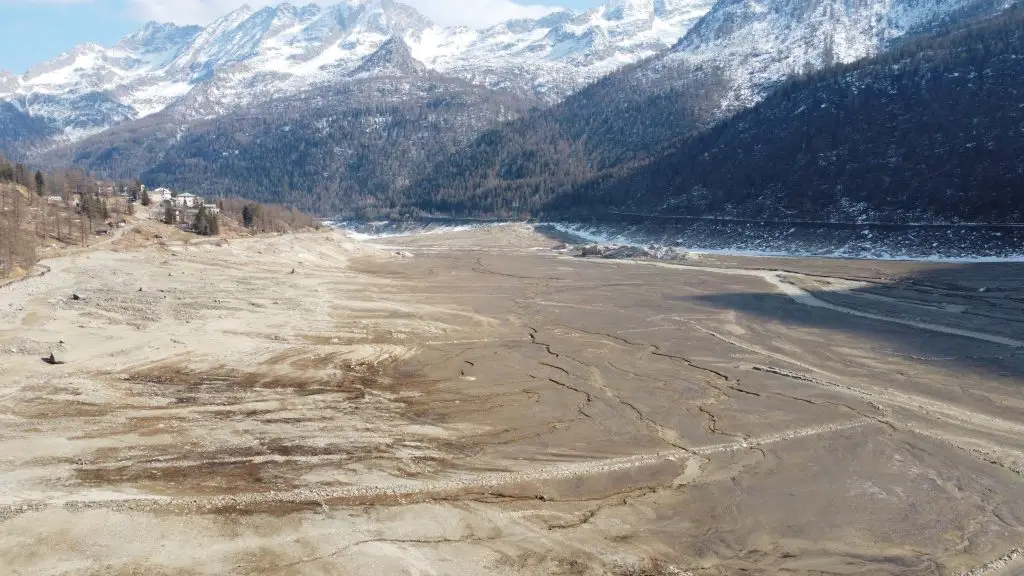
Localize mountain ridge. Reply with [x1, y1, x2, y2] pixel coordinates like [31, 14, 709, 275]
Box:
[0, 0, 714, 155]
[392, 0, 1015, 219]
[534, 2, 1024, 224]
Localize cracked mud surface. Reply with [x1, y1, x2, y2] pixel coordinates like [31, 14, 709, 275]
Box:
[2, 225, 1024, 575]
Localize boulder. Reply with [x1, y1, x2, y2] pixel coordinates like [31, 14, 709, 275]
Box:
[45, 351, 66, 365]
[602, 246, 653, 259]
[71, 293, 84, 301]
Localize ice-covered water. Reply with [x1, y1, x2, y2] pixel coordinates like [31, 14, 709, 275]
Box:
[330, 219, 1024, 262]
[543, 221, 1024, 262]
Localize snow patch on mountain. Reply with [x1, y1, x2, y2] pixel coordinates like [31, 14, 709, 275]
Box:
[650, 0, 1014, 113]
[5, 0, 1000, 154]
[0, 0, 714, 150]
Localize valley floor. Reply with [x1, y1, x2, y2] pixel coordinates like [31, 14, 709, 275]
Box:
[1, 224, 1024, 575]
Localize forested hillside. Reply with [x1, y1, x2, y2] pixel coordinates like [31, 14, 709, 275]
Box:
[392, 0, 1016, 219]
[0, 102, 57, 156]
[19, 0, 1021, 225]
[390, 62, 728, 217]
[0, 154, 130, 278]
[58, 50, 532, 215]
[545, 3, 1024, 223]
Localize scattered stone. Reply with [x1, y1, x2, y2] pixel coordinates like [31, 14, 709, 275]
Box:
[577, 244, 654, 260]
[71, 293, 84, 301]
[290, 268, 296, 274]
[45, 351, 66, 365]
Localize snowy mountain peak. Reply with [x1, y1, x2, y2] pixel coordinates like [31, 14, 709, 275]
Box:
[217, 4, 257, 28]
[1, 0, 722, 150]
[653, 0, 1014, 115]
[0, 71, 17, 96]
[342, 0, 433, 34]
[606, 0, 656, 20]
[350, 36, 425, 76]
[116, 21, 203, 53]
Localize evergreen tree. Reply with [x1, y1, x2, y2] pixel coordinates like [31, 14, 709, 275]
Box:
[193, 206, 219, 236]
[164, 203, 176, 225]
[34, 171, 45, 197]
[140, 189, 151, 206]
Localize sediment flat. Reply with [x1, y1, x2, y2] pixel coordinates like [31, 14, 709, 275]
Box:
[2, 223, 1023, 575]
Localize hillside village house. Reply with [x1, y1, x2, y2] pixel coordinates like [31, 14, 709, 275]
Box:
[154, 188, 173, 202]
[174, 193, 202, 208]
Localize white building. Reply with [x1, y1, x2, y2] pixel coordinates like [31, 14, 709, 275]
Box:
[174, 193, 201, 208]
[154, 188, 172, 202]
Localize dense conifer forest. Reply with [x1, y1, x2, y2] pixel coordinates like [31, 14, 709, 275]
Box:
[541, 3, 1024, 224]
[400, 3, 1024, 223]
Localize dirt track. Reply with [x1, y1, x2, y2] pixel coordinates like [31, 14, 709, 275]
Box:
[2, 224, 1024, 575]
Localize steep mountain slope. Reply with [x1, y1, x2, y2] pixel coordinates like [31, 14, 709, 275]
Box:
[82, 43, 533, 214]
[652, 0, 1013, 112]
[0, 23, 203, 149]
[0, 0, 713, 156]
[397, 0, 1013, 218]
[394, 60, 728, 217]
[549, 3, 1024, 223]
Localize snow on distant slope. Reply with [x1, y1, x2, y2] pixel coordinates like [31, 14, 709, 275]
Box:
[0, 0, 714, 150]
[648, 0, 1013, 112]
[408, 0, 712, 97]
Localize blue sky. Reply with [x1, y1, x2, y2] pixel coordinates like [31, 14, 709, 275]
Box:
[0, 0, 603, 73]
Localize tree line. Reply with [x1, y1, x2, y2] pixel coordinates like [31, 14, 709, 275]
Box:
[0, 153, 130, 277]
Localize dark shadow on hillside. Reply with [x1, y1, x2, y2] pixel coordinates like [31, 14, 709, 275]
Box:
[680, 262, 1024, 379]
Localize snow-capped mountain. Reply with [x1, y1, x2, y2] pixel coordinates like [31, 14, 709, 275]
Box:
[0, 0, 713, 151]
[648, 0, 1014, 111]
[393, 0, 1015, 228]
